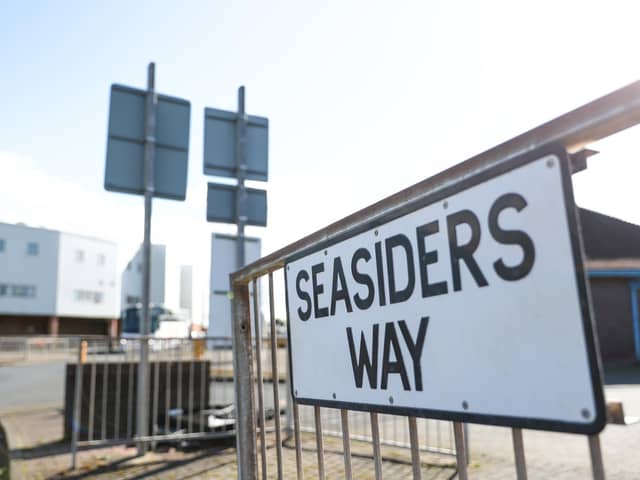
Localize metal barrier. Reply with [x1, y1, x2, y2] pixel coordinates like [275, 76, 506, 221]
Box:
[230, 80, 640, 479]
[68, 336, 238, 469]
[0, 336, 108, 364]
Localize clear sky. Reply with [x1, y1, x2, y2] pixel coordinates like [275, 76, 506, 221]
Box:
[2, 1, 640, 322]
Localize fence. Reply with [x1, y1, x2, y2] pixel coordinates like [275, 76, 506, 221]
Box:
[0, 336, 108, 364]
[67, 336, 239, 468]
[229, 80, 640, 479]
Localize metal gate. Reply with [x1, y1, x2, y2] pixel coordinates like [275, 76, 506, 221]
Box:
[231, 80, 640, 479]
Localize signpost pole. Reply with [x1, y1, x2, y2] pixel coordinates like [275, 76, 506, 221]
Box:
[235, 86, 248, 271]
[137, 62, 157, 455]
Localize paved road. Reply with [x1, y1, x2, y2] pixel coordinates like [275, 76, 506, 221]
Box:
[0, 361, 66, 411]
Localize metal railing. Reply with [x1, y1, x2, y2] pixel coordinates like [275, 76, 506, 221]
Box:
[230, 80, 640, 479]
[0, 336, 109, 364]
[68, 336, 238, 469]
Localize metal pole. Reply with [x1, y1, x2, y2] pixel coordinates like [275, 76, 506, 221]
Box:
[340, 409, 353, 480]
[314, 405, 326, 480]
[588, 435, 606, 480]
[408, 416, 422, 480]
[253, 279, 268, 480]
[236, 86, 248, 270]
[137, 61, 157, 455]
[512, 428, 528, 480]
[453, 422, 468, 480]
[232, 281, 257, 479]
[370, 412, 383, 480]
[268, 273, 284, 480]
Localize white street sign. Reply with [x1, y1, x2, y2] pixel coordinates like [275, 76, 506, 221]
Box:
[285, 145, 605, 434]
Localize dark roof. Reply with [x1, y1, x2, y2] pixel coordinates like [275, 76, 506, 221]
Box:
[578, 208, 640, 259]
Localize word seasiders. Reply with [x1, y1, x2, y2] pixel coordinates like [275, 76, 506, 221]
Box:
[294, 192, 535, 321]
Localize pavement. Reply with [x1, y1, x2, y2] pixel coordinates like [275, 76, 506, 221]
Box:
[1, 405, 456, 479]
[1, 360, 639, 478]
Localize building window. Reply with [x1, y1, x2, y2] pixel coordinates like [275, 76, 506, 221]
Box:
[0, 238, 5, 252]
[126, 295, 141, 305]
[26, 242, 39, 256]
[10, 284, 36, 298]
[74, 289, 104, 304]
[75, 250, 85, 263]
[0, 283, 7, 296]
[97, 253, 106, 266]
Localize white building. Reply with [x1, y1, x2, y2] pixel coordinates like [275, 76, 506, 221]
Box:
[0, 222, 118, 335]
[120, 244, 166, 309]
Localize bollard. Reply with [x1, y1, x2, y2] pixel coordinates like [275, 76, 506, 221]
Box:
[193, 339, 205, 360]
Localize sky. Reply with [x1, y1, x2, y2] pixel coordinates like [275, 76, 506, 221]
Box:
[2, 1, 640, 323]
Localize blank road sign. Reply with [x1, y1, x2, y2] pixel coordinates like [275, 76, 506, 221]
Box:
[209, 233, 262, 339]
[203, 107, 268, 181]
[206, 182, 267, 226]
[285, 144, 605, 434]
[105, 84, 191, 200]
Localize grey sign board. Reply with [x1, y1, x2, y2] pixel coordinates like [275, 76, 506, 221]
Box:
[206, 182, 267, 226]
[203, 107, 268, 181]
[105, 84, 191, 200]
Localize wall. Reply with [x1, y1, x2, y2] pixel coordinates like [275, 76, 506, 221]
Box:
[56, 233, 118, 319]
[589, 278, 636, 363]
[120, 244, 166, 310]
[0, 223, 59, 316]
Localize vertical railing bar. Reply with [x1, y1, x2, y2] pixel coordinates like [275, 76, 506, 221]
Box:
[252, 278, 268, 480]
[340, 409, 353, 480]
[114, 362, 121, 439]
[453, 422, 468, 480]
[177, 359, 183, 431]
[127, 362, 134, 439]
[370, 412, 383, 480]
[408, 416, 422, 480]
[88, 362, 96, 441]
[101, 362, 108, 440]
[314, 405, 326, 480]
[464, 422, 470, 464]
[70, 341, 84, 469]
[165, 356, 171, 435]
[200, 352, 206, 432]
[152, 358, 160, 448]
[589, 434, 606, 480]
[284, 338, 294, 438]
[188, 352, 195, 434]
[512, 428, 527, 479]
[293, 401, 304, 480]
[268, 273, 284, 480]
[232, 282, 257, 480]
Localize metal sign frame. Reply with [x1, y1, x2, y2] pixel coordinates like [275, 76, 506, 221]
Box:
[283, 143, 606, 435]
